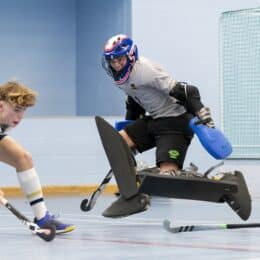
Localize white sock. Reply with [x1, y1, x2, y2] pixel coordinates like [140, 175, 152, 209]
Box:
[17, 168, 47, 220]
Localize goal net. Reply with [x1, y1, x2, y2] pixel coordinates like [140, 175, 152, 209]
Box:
[219, 7, 260, 158]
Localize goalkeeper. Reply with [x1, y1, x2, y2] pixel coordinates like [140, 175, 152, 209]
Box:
[100, 34, 251, 220]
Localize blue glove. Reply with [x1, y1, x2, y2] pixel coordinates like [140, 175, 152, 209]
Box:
[189, 117, 232, 159]
[115, 120, 133, 131]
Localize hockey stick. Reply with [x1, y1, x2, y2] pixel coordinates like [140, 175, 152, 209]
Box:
[0, 196, 56, 242]
[80, 120, 140, 212]
[163, 219, 260, 233]
[80, 169, 113, 211]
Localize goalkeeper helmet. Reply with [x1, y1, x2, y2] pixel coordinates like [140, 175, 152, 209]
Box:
[102, 34, 138, 85]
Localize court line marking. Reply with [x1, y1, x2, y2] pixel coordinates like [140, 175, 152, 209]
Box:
[0, 212, 260, 253]
[58, 236, 260, 253]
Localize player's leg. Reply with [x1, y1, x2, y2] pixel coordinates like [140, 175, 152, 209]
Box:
[120, 116, 156, 180]
[156, 134, 191, 174]
[98, 116, 153, 217]
[150, 114, 193, 175]
[157, 116, 251, 220]
[119, 129, 136, 149]
[0, 135, 75, 233]
[139, 115, 251, 220]
[159, 162, 179, 174]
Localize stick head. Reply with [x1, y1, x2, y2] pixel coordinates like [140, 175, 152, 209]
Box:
[37, 223, 56, 242]
[163, 219, 180, 233]
[80, 198, 90, 211]
[163, 219, 171, 230]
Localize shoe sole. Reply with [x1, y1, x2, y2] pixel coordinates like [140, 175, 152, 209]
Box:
[56, 225, 76, 234]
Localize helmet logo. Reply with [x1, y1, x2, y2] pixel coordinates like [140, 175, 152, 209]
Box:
[104, 34, 127, 52]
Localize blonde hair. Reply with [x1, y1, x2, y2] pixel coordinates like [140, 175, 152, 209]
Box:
[0, 81, 37, 107]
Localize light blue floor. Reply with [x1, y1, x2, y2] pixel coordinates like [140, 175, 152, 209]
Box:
[1, 195, 260, 259]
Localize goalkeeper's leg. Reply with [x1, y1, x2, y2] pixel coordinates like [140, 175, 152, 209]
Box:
[96, 117, 150, 218]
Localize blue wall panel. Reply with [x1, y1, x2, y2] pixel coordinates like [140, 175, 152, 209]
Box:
[76, 0, 132, 115]
[0, 0, 131, 116]
[0, 0, 76, 115]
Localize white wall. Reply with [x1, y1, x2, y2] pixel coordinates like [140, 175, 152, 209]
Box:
[132, 0, 260, 172]
[0, 117, 109, 186]
[0, 0, 76, 115]
[0, 117, 154, 186]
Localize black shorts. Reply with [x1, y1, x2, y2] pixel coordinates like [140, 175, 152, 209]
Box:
[124, 114, 194, 169]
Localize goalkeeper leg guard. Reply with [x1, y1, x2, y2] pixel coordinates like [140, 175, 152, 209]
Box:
[102, 193, 150, 218]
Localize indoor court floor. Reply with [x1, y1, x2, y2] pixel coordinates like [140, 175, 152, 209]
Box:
[1, 195, 260, 259]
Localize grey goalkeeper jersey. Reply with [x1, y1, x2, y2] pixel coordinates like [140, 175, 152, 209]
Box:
[117, 56, 187, 119]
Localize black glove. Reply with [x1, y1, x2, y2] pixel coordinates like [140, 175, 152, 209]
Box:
[169, 82, 204, 114]
[196, 107, 215, 128]
[169, 82, 187, 104]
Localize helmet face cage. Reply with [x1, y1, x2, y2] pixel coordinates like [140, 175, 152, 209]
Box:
[102, 34, 138, 84]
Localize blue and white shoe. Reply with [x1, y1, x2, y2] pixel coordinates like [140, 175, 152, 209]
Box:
[35, 212, 75, 234]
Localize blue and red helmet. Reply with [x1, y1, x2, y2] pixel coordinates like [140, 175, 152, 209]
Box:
[102, 34, 138, 85]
